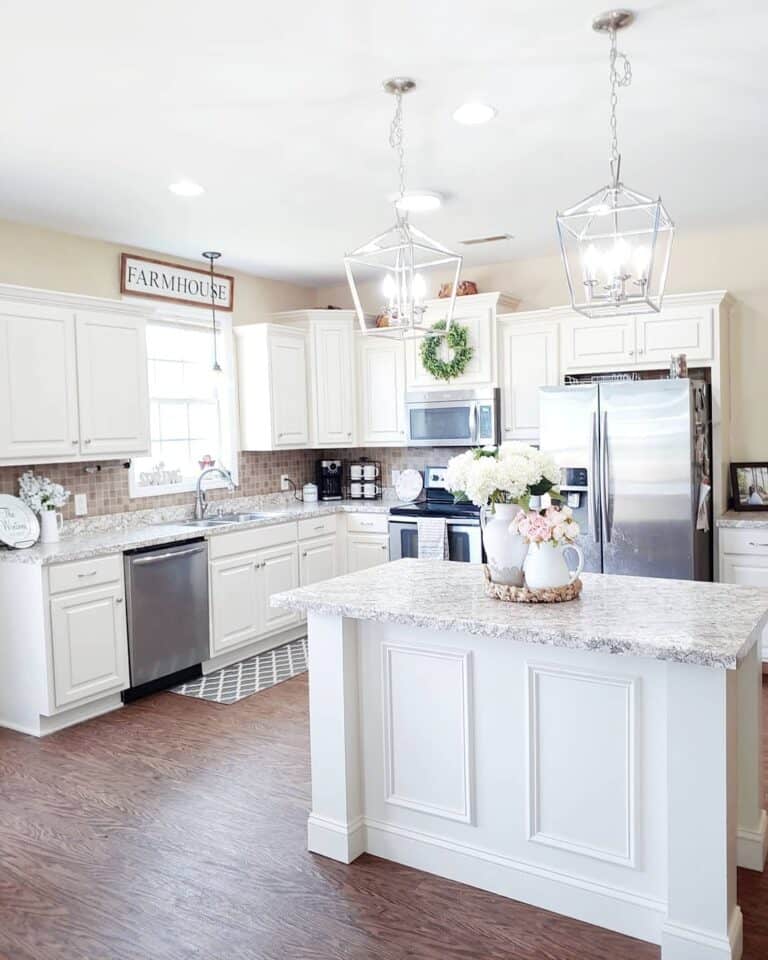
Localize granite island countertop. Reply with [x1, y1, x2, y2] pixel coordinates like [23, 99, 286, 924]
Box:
[272, 558, 768, 668]
[0, 498, 395, 566]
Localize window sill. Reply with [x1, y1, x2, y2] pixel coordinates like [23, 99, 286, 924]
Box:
[128, 476, 238, 500]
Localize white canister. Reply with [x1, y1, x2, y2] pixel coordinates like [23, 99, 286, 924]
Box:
[350, 481, 363, 499]
[363, 463, 379, 480]
[363, 482, 380, 499]
[480, 503, 527, 586]
[350, 464, 363, 480]
[302, 483, 318, 504]
[39, 509, 64, 544]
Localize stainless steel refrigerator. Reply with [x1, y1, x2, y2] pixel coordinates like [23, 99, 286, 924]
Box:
[539, 378, 712, 581]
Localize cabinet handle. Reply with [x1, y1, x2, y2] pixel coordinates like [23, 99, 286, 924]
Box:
[72, 439, 78, 445]
[302, 551, 308, 558]
[748, 542, 768, 548]
[628, 350, 635, 357]
[116, 597, 124, 604]
[314, 524, 325, 531]
[78, 570, 98, 578]
[380, 545, 388, 551]
[347, 433, 352, 439]
[360, 521, 373, 527]
[84, 438, 92, 444]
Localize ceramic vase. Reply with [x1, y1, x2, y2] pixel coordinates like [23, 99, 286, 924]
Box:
[480, 503, 528, 586]
[39, 509, 63, 544]
[523, 542, 584, 590]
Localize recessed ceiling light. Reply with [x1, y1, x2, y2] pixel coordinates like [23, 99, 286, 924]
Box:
[168, 179, 205, 197]
[452, 102, 497, 125]
[394, 190, 443, 213]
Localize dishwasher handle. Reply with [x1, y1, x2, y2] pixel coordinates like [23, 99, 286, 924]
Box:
[131, 545, 207, 566]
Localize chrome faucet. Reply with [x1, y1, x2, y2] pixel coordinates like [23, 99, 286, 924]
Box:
[194, 466, 235, 519]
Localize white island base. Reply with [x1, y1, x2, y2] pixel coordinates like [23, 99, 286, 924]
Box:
[273, 561, 768, 960]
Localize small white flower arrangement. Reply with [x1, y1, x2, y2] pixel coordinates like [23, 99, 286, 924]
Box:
[510, 505, 581, 546]
[444, 443, 561, 508]
[18, 471, 71, 514]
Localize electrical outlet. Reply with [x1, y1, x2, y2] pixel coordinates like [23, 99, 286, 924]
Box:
[280, 475, 292, 492]
[74, 493, 88, 516]
[391, 469, 401, 486]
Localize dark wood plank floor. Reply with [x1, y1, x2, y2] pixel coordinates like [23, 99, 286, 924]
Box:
[1, 677, 767, 960]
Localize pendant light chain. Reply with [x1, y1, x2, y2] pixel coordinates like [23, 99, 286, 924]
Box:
[608, 26, 632, 185]
[389, 91, 407, 215]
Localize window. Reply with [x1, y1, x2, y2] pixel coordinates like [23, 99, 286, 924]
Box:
[129, 317, 237, 498]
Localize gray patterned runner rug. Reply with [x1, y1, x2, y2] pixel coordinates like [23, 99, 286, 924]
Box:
[170, 637, 307, 704]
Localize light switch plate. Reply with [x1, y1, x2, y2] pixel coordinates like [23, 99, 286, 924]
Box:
[391, 469, 401, 486]
[74, 493, 88, 516]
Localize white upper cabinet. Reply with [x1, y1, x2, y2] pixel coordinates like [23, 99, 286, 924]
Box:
[0, 303, 80, 460]
[635, 304, 714, 364]
[75, 311, 150, 455]
[562, 315, 636, 369]
[236, 324, 310, 450]
[358, 336, 406, 445]
[405, 293, 518, 391]
[312, 319, 355, 446]
[498, 316, 560, 442]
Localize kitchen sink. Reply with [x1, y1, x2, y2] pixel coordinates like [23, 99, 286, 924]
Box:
[178, 518, 235, 527]
[176, 512, 269, 527]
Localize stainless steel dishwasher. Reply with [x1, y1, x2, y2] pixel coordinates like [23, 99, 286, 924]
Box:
[123, 538, 210, 699]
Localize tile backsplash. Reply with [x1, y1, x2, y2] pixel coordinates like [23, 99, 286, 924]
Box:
[0, 447, 467, 521]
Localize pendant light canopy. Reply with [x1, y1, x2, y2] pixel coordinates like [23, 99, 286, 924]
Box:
[556, 10, 674, 318]
[344, 78, 463, 339]
[202, 250, 222, 372]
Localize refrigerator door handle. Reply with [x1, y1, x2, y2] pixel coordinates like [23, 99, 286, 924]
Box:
[590, 412, 600, 543]
[600, 410, 611, 543]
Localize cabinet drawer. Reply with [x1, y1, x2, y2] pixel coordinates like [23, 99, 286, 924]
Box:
[720, 528, 768, 557]
[208, 521, 298, 559]
[48, 554, 122, 595]
[346, 512, 389, 534]
[298, 514, 337, 540]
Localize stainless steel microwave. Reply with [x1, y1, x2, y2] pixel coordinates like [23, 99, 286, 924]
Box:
[405, 388, 500, 447]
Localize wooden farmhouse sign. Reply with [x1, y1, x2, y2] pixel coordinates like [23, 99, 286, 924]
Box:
[120, 253, 234, 311]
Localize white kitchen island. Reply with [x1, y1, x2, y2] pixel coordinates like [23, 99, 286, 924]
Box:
[272, 559, 768, 960]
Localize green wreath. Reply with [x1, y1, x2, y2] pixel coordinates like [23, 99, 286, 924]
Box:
[419, 319, 474, 381]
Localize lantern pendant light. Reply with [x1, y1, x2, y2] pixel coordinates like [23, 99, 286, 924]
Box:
[344, 78, 463, 339]
[202, 250, 223, 372]
[556, 9, 674, 318]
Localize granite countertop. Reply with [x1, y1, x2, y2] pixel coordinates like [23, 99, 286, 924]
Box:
[0, 499, 394, 566]
[272, 558, 768, 669]
[718, 511, 768, 529]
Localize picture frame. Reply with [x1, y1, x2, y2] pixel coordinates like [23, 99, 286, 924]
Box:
[730, 462, 768, 511]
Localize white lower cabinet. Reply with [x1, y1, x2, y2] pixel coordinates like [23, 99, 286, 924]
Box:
[209, 553, 262, 655]
[50, 585, 129, 708]
[300, 535, 338, 586]
[261, 543, 301, 635]
[719, 527, 768, 661]
[347, 533, 390, 572]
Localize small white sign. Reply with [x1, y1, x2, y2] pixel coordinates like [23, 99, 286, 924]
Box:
[120, 254, 234, 311]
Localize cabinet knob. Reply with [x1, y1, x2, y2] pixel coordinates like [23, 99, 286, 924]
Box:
[628, 350, 635, 357]
[72, 439, 78, 445]
[84, 438, 92, 444]
[638, 348, 645, 356]
[347, 433, 352, 438]
[116, 597, 124, 604]
[302, 551, 308, 558]
[380, 545, 388, 551]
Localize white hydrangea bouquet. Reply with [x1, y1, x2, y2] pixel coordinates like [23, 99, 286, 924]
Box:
[444, 443, 560, 509]
[445, 444, 562, 587]
[19, 471, 70, 513]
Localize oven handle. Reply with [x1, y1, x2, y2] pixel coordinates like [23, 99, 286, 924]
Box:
[388, 517, 481, 528]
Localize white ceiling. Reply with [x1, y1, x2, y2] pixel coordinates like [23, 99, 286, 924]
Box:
[2, 1, 766, 285]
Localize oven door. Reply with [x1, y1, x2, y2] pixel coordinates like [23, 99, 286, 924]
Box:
[388, 518, 483, 563]
[406, 399, 476, 446]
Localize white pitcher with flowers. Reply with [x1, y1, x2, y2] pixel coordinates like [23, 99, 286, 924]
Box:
[19, 471, 70, 543]
[511, 505, 584, 590]
[445, 444, 562, 586]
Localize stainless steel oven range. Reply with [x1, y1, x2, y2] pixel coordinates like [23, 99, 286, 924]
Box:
[388, 466, 482, 563]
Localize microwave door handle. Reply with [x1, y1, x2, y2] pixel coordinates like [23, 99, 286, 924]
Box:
[470, 403, 478, 444]
[590, 412, 600, 543]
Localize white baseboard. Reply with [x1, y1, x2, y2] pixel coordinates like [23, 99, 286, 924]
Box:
[2, 694, 126, 738]
[737, 808, 768, 871]
[361, 817, 665, 945]
[308, 814, 366, 864]
[203, 622, 306, 674]
[661, 907, 743, 960]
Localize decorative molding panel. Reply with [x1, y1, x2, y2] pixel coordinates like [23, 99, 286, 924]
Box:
[382, 642, 473, 823]
[526, 663, 637, 867]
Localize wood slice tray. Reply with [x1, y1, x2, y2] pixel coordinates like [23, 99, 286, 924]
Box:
[483, 565, 582, 603]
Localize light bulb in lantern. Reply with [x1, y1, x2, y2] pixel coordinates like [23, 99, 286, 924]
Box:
[583, 244, 600, 283]
[382, 273, 396, 311]
[412, 272, 427, 304]
[633, 245, 651, 278]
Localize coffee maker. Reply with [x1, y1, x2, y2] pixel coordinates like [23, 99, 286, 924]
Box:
[316, 459, 343, 501]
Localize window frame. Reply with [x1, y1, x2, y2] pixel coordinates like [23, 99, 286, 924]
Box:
[128, 303, 239, 500]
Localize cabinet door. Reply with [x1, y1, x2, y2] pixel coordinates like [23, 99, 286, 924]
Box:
[259, 543, 300, 635]
[0, 303, 80, 460]
[314, 323, 355, 445]
[76, 311, 150, 455]
[406, 304, 493, 388]
[499, 320, 559, 441]
[269, 331, 310, 447]
[358, 337, 406, 444]
[347, 533, 390, 572]
[210, 553, 261, 655]
[50, 585, 129, 708]
[720, 553, 768, 588]
[300, 535, 338, 587]
[562, 315, 636, 370]
[636, 305, 714, 364]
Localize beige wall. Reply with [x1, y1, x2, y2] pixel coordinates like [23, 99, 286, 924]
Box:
[317, 223, 768, 460]
[0, 217, 315, 324]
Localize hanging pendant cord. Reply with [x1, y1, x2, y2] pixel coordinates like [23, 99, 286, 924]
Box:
[608, 26, 632, 186]
[389, 90, 407, 224]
